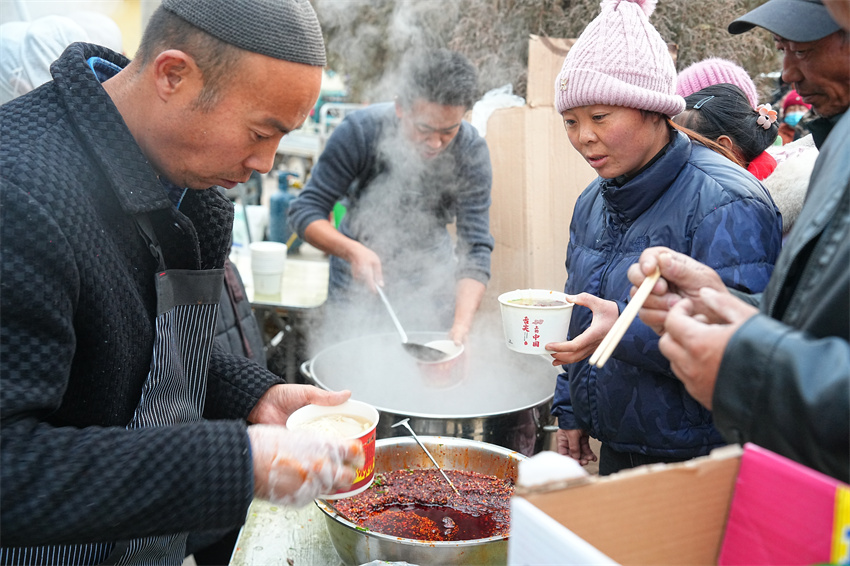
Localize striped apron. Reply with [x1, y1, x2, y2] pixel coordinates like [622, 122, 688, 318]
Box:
[1, 215, 224, 565]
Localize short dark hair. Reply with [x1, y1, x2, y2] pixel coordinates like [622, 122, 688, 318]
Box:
[675, 83, 778, 166]
[135, 6, 244, 111]
[396, 48, 479, 110]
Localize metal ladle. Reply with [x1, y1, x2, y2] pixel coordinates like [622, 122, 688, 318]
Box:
[375, 284, 449, 362]
[391, 418, 460, 496]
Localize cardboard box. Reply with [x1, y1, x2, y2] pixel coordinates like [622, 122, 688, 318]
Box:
[484, 105, 596, 298]
[526, 35, 576, 108]
[508, 444, 850, 565]
[483, 35, 595, 299]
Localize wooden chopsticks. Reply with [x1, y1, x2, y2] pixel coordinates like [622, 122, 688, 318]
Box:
[589, 267, 661, 368]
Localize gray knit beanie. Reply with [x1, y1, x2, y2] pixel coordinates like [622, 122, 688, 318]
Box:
[161, 0, 326, 67]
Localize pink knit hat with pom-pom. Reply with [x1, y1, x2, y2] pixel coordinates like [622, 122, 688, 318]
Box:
[554, 0, 684, 117]
[677, 58, 759, 109]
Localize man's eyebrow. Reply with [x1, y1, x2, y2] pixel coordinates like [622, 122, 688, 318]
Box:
[263, 117, 293, 134]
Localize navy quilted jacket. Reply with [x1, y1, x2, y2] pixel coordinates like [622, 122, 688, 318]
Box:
[552, 130, 782, 458]
[0, 44, 283, 547]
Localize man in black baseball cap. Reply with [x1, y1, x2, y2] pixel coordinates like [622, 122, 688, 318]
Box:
[728, 0, 849, 134]
[626, 0, 850, 485]
[729, 0, 841, 42]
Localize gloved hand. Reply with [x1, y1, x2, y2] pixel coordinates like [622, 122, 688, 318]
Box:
[248, 424, 365, 507]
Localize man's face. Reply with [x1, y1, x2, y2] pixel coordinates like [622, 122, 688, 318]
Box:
[395, 98, 466, 159]
[775, 31, 850, 118]
[154, 52, 321, 190]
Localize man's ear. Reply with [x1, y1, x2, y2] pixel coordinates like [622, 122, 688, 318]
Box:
[151, 49, 200, 101]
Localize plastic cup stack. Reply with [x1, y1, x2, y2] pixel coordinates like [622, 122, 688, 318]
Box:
[250, 241, 287, 298]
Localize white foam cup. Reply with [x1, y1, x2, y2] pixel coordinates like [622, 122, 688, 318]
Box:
[497, 289, 574, 354]
[250, 241, 287, 296]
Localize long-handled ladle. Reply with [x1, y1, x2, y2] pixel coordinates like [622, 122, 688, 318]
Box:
[375, 284, 449, 362]
[391, 418, 460, 496]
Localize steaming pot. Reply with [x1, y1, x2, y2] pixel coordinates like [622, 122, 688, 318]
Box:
[300, 331, 559, 456]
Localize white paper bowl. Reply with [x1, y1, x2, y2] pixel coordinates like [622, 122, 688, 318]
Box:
[497, 289, 574, 355]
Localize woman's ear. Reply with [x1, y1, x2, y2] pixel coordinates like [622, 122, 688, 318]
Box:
[716, 134, 747, 165]
[715, 134, 735, 152]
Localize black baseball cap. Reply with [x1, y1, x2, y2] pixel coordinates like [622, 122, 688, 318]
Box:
[728, 0, 841, 42]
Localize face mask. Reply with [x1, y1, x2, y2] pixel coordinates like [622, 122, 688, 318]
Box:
[784, 112, 805, 127]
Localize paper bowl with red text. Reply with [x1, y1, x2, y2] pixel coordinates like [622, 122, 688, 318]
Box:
[497, 289, 574, 355]
[286, 399, 379, 499]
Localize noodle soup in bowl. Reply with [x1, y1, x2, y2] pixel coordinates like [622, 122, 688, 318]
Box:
[286, 399, 379, 499]
[497, 289, 574, 355]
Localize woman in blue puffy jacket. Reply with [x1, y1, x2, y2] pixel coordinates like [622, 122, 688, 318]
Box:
[546, 0, 783, 475]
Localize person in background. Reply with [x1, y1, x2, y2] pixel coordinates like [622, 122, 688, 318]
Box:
[777, 88, 813, 144]
[767, 87, 819, 240]
[0, 1, 364, 564]
[675, 83, 780, 181]
[676, 83, 822, 241]
[676, 56, 760, 109]
[627, 0, 849, 483]
[544, 0, 782, 476]
[0, 15, 89, 105]
[287, 48, 493, 345]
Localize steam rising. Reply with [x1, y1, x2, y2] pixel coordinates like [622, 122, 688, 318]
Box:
[309, 122, 463, 353]
[299, 1, 560, 419]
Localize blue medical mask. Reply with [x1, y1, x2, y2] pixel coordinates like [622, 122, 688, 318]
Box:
[784, 112, 805, 127]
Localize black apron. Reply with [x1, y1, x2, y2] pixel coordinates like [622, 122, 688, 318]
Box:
[2, 216, 224, 566]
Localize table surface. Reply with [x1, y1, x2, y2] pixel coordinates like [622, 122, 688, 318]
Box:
[229, 499, 345, 566]
[231, 245, 329, 310]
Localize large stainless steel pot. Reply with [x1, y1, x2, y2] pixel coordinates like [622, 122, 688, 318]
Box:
[316, 436, 526, 566]
[301, 331, 560, 456]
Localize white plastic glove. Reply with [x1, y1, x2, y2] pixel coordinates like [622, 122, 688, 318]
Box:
[248, 424, 365, 507]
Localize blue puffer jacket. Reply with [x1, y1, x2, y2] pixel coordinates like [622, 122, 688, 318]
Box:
[552, 130, 783, 458]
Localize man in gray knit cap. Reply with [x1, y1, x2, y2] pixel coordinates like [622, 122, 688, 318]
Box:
[0, 1, 364, 564]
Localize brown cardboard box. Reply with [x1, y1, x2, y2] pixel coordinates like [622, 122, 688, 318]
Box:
[526, 35, 575, 108]
[482, 35, 595, 301]
[484, 105, 594, 298]
[509, 446, 743, 565]
[508, 444, 850, 565]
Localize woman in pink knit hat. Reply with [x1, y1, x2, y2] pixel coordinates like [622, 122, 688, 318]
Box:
[544, 0, 783, 475]
[676, 57, 760, 109]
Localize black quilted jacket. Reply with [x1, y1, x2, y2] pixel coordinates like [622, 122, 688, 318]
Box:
[0, 43, 283, 547]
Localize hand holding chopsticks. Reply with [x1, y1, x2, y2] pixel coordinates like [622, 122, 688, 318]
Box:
[588, 267, 661, 368]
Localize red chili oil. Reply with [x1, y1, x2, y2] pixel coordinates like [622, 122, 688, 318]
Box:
[333, 468, 514, 542]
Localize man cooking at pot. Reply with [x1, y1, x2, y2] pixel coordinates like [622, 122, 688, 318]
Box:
[287, 48, 494, 345]
[0, 0, 363, 563]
